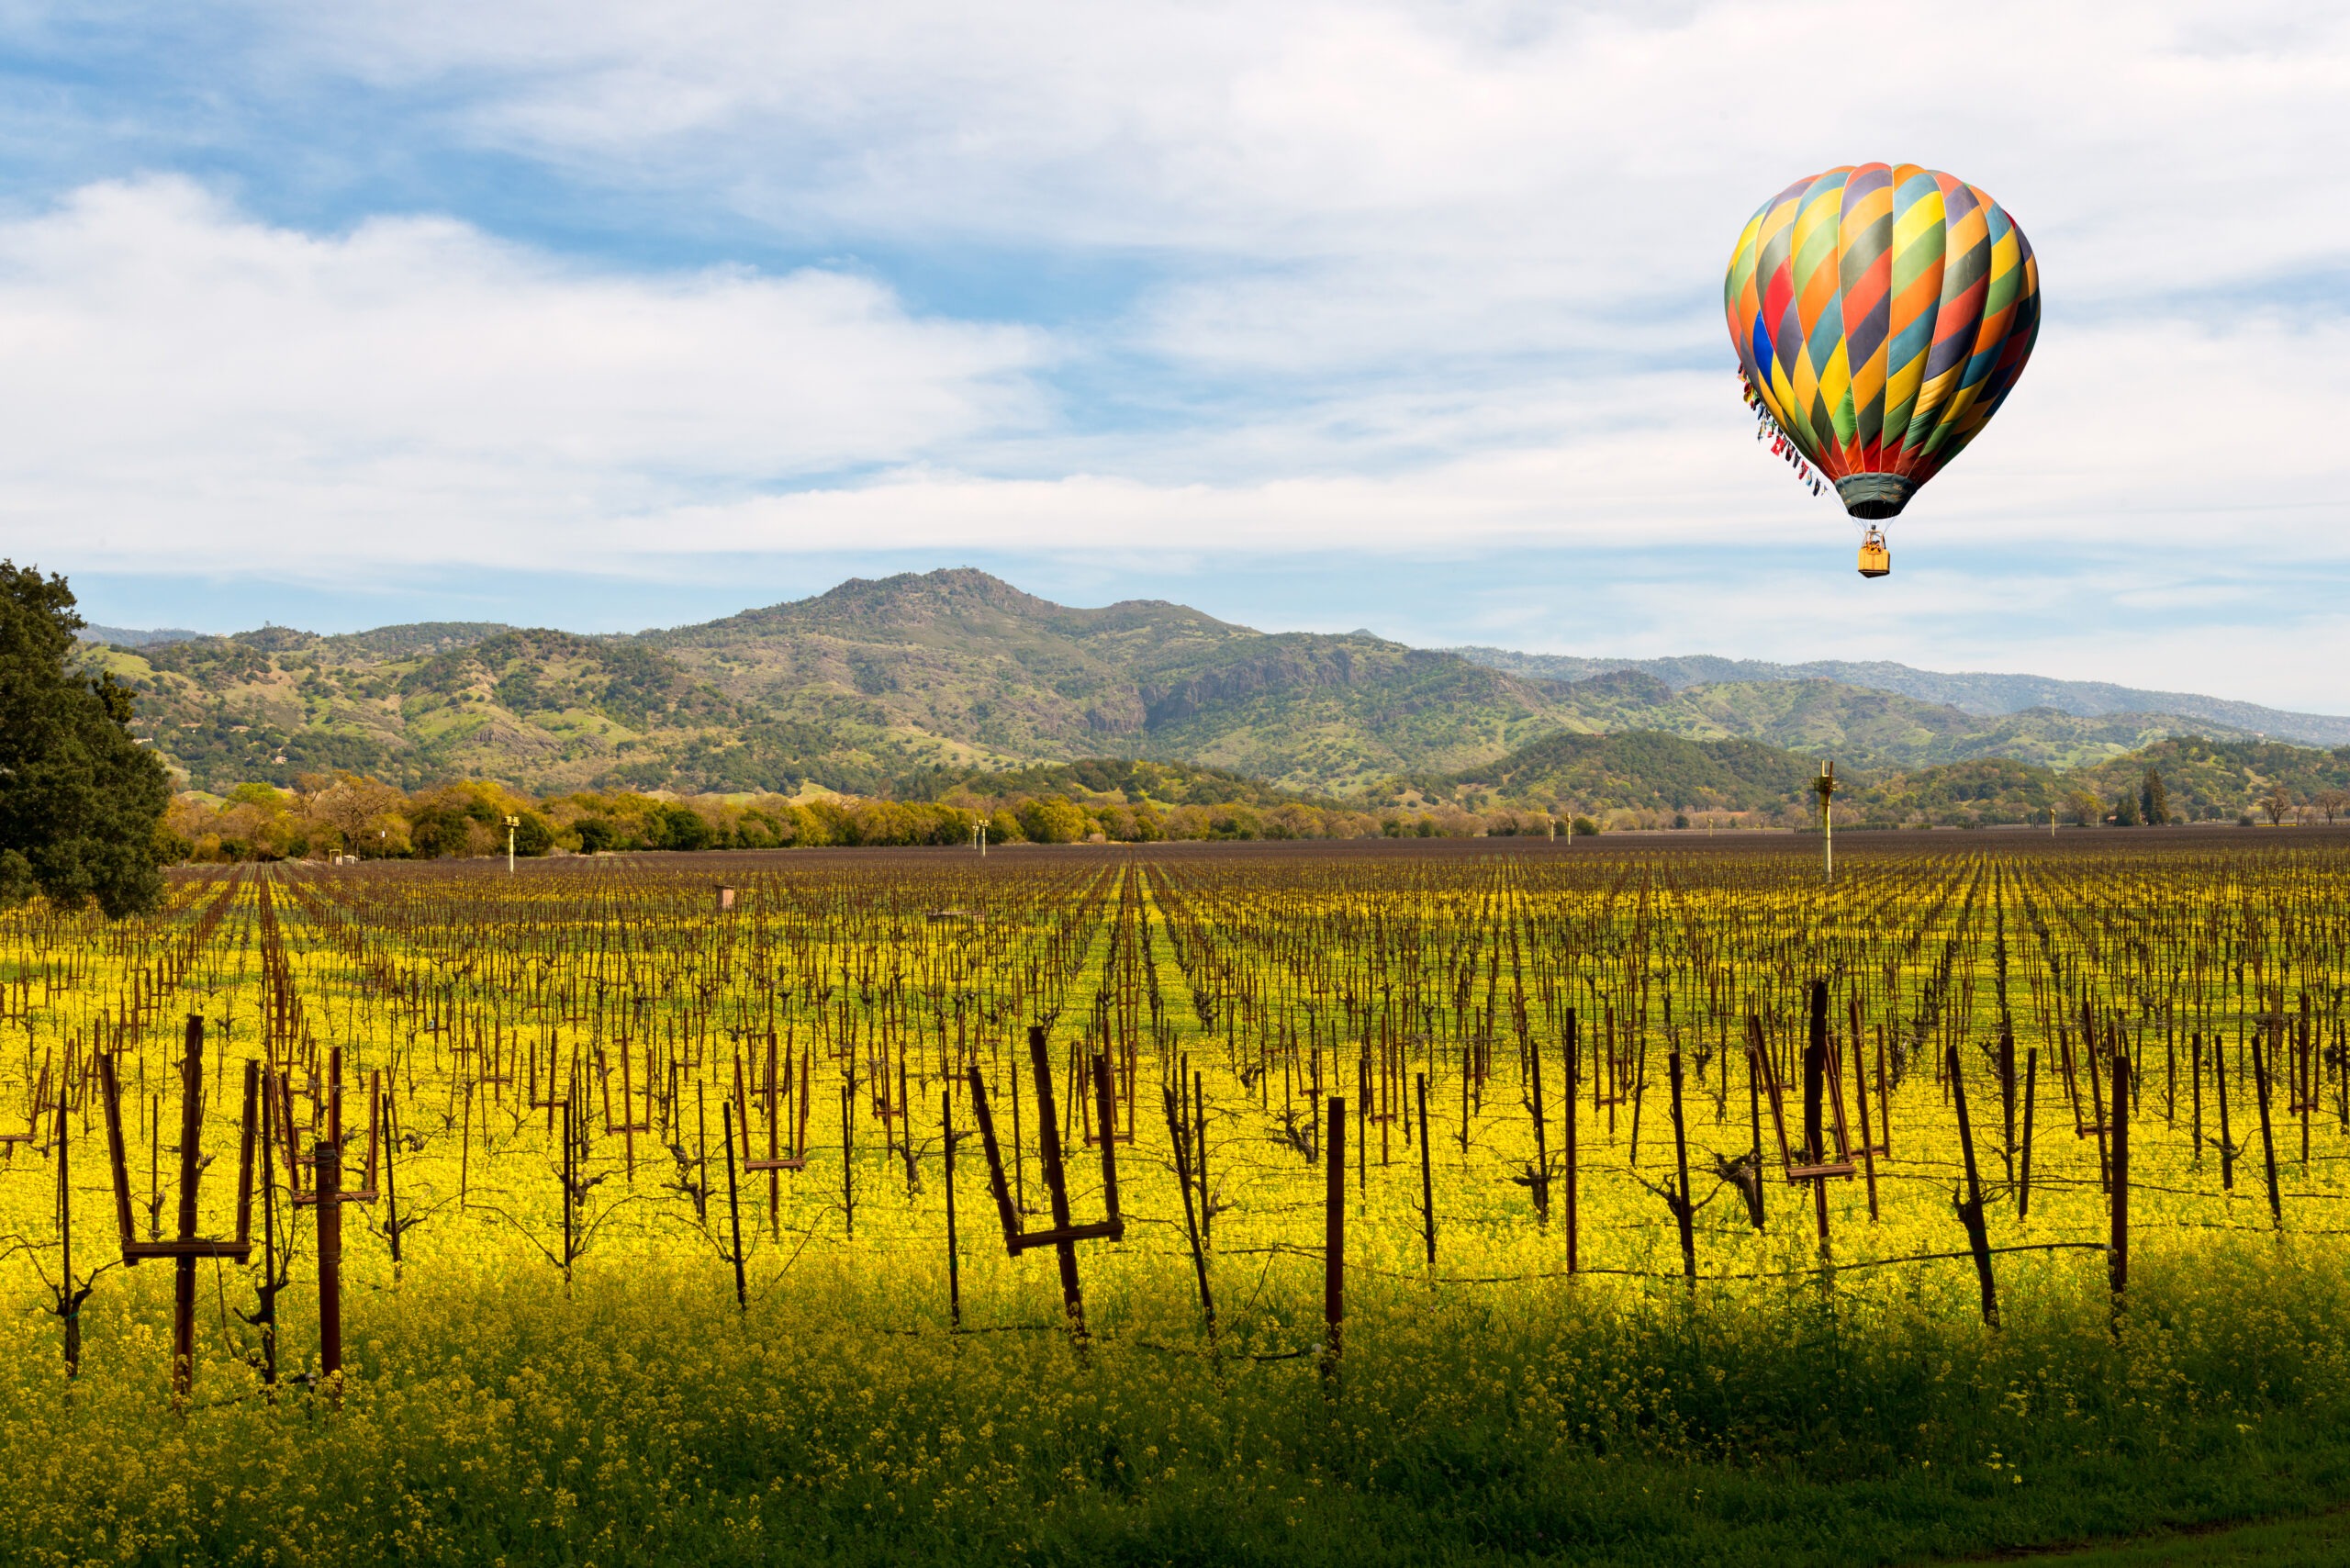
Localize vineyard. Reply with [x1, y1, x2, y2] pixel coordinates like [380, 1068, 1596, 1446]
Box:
[6, 834, 2350, 1566]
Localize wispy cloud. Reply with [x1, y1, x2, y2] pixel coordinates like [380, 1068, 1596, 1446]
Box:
[0, 1, 2344, 703]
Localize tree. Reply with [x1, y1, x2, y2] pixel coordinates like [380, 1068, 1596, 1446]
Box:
[300, 772, 408, 857]
[1017, 796, 1088, 845]
[659, 804, 712, 851]
[2066, 790, 2102, 827]
[0, 563, 170, 916]
[2262, 784, 2293, 826]
[513, 810, 555, 855]
[2111, 788, 2141, 827]
[2314, 789, 2348, 826]
[2142, 767, 2168, 826]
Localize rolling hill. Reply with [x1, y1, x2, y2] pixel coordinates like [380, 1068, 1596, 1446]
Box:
[80, 568, 2345, 807]
[1454, 648, 2350, 747]
[89, 571, 1583, 796]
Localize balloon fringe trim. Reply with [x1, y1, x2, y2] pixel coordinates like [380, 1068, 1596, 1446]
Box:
[1740, 370, 1829, 498]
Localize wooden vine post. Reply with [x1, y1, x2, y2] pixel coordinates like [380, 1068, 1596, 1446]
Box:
[1160, 1077, 1214, 1336]
[292, 1047, 379, 1394]
[1562, 1008, 1580, 1270]
[944, 1092, 962, 1329]
[722, 1101, 746, 1312]
[2019, 1047, 2039, 1221]
[315, 1138, 343, 1388]
[98, 1015, 257, 1399]
[1666, 1050, 1695, 1286]
[2109, 1048, 2131, 1327]
[1416, 1071, 1435, 1272]
[1325, 1093, 1345, 1388]
[1749, 987, 1853, 1265]
[966, 1025, 1124, 1338]
[2250, 1032, 2283, 1228]
[1946, 1041, 1999, 1327]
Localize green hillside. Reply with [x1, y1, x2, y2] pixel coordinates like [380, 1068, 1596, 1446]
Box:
[1411, 729, 2350, 829]
[98, 570, 1586, 796]
[944, 756, 1336, 812]
[1453, 646, 2350, 746]
[1397, 730, 1823, 815]
[85, 569, 2331, 807]
[1536, 673, 2258, 772]
[646, 570, 1576, 794]
[2068, 737, 2350, 821]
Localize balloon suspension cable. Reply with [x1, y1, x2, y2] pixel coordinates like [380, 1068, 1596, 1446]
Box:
[1740, 369, 1829, 498]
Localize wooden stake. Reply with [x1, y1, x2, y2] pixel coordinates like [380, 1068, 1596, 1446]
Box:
[1564, 1010, 1581, 1267]
[315, 1137, 341, 1394]
[1667, 1050, 1695, 1286]
[1324, 1094, 1344, 1388]
[2019, 1048, 2038, 1222]
[1947, 1043, 1999, 1327]
[2109, 1049, 2131, 1326]
[172, 1015, 204, 1400]
[2251, 1034, 2282, 1228]
[942, 1092, 960, 1328]
[1416, 1071, 1435, 1273]
[722, 1101, 745, 1311]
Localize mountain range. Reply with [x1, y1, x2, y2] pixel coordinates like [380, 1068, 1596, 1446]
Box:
[76, 568, 2350, 814]
[1450, 649, 2350, 748]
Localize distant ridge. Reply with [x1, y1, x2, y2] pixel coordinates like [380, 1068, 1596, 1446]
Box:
[1451, 649, 2350, 749]
[78, 623, 203, 647]
[69, 569, 2350, 801]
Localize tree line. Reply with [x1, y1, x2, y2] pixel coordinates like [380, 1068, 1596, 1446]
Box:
[159, 772, 1611, 863]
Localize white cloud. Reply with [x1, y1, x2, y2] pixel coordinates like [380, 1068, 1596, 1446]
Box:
[2, 1, 2348, 703]
[0, 176, 1042, 567]
[268, 1, 2350, 297]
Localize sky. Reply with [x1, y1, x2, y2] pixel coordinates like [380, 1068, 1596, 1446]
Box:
[2, 2, 2346, 709]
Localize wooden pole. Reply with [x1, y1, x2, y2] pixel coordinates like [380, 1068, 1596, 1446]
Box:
[1193, 1070, 1210, 1251]
[55, 1092, 75, 1377]
[722, 1101, 745, 1312]
[944, 1092, 961, 1329]
[1324, 1094, 1344, 1386]
[2252, 1035, 2282, 1228]
[562, 1097, 575, 1282]
[315, 1138, 342, 1394]
[1029, 1026, 1085, 1337]
[1668, 1050, 1695, 1285]
[2109, 1049, 2131, 1325]
[1163, 1080, 1214, 1337]
[2019, 1048, 2038, 1222]
[382, 1087, 401, 1271]
[1563, 1010, 1580, 1269]
[1528, 1013, 1549, 1220]
[1410, 1067, 1428, 1279]
[1851, 1023, 1879, 1222]
[1804, 981, 1827, 1164]
[172, 1014, 204, 1400]
[1747, 1037, 1764, 1230]
[1947, 1043, 1999, 1327]
[842, 1081, 856, 1239]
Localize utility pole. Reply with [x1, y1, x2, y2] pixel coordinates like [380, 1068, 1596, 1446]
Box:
[1815, 760, 1838, 883]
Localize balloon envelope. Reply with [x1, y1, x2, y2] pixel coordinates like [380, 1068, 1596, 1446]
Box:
[1726, 164, 2039, 519]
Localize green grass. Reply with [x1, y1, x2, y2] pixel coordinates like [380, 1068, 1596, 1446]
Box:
[17, 1247, 2350, 1568]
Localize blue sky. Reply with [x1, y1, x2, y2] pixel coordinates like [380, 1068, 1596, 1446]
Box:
[3, 3, 2347, 709]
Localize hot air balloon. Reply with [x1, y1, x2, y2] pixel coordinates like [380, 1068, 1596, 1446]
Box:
[1725, 164, 2039, 578]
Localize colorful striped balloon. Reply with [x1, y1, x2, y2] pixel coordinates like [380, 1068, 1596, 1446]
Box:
[1726, 164, 2039, 519]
